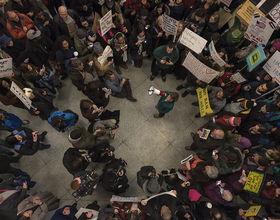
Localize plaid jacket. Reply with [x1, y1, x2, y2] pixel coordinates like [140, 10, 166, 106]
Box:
[124, 0, 150, 14]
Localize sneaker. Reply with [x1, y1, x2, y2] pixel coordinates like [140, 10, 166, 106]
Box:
[126, 96, 137, 102]
[8, 151, 15, 156]
[185, 146, 191, 150]
[41, 131, 48, 136]
[154, 114, 160, 118]
[150, 75, 155, 81]
[162, 76, 166, 82]
[116, 66, 122, 75]
[182, 91, 189, 97]
[195, 113, 200, 118]
[43, 144, 51, 149]
[14, 155, 22, 163]
[176, 85, 184, 90]
[121, 64, 128, 69]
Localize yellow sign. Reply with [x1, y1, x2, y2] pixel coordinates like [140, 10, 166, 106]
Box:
[236, 0, 265, 26]
[196, 87, 213, 117]
[245, 205, 262, 216]
[243, 171, 264, 194]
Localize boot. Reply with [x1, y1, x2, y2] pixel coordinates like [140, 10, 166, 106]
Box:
[138, 58, 143, 68]
[134, 60, 139, 68]
[116, 66, 122, 75]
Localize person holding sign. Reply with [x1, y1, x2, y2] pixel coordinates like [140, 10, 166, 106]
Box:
[150, 16, 170, 51]
[150, 41, 179, 82]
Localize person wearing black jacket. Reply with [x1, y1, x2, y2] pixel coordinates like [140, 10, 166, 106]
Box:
[0, 154, 22, 174]
[71, 0, 93, 17]
[34, 8, 55, 42]
[88, 141, 115, 163]
[5, 127, 50, 155]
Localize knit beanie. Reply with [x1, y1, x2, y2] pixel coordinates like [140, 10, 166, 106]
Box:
[147, 178, 160, 193]
[76, 29, 87, 39]
[273, 41, 280, 51]
[206, 166, 218, 178]
[0, 35, 12, 48]
[229, 117, 241, 127]
[188, 189, 202, 201]
[236, 137, 252, 149]
[244, 100, 256, 109]
[94, 42, 104, 54]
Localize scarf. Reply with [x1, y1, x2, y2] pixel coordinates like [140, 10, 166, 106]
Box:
[113, 34, 127, 62]
[137, 35, 145, 55]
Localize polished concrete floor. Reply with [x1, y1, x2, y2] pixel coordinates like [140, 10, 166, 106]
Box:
[0, 58, 262, 219]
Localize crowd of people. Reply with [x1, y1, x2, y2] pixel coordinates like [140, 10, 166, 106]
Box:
[0, 0, 280, 219]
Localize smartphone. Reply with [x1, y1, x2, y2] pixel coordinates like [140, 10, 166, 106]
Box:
[217, 180, 221, 185]
[272, 181, 276, 184]
[90, 44, 93, 47]
[96, 126, 99, 130]
[213, 118, 216, 123]
[212, 151, 215, 156]
[204, 48, 208, 51]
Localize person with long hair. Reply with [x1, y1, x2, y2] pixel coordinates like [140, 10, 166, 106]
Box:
[114, 13, 131, 39]
[151, 2, 170, 22]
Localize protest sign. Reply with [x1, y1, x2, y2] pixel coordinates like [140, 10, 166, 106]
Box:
[200, 128, 211, 139]
[144, 191, 176, 202]
[245, 12, 276, 47]
[231, 71, 248, 84]
[180, 28, 207, 54]
[196, 87, 213, 117]
[100, 10, 112, 36]
[270, 3, 280, 26]
[0, 58, 13, 77]
[76, 208, 98, 220]
[246, 45, 266, 71]
[162, 14, 179, 35]
[236, 0, 264, 26]
[245, 205, 262, 217]
[243, 171, 264, 194]
[97, 45, 113, 66]
[221, 0, 232, 7]
[251, 0, 278, 15]
[263, 51, 280, 84]
[182, 52, 220, 83]
[10, 81, 32, 110]
[209, 41, 226, 67]
[112, 195, 146, 202]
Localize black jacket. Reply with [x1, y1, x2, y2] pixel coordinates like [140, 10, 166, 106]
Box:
[137, 166, 163, 189]
[71, 0, 93, 17]
[53, 9, 82, 38]
[129, 32, 152, 58]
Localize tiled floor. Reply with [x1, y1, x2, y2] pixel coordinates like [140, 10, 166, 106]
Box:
[0, 58, 263, 219]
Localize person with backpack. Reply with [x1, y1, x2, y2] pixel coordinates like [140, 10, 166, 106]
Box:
[48, 110, 79, 132]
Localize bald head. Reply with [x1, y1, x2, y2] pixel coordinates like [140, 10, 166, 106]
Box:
[58, 6, 68, 20]
[222, 190, 233, 202]
[211, 129, 225, 140]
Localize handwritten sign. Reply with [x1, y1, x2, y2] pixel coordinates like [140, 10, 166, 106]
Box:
[97, 45, 113, 66]
[0, 58, 13, 77]
[231, 71, 248, 84]
[209, 41, 226, 67]
[162, 14, 179, 35]
[200, 128, 211, 139]
[263, 50, 280, 84]
[237, 0, 265, 26]
[196, 87, 213, 117]
[245, 205, 262, 217]
[183, 52, 220, 83]
[100, 10, 112, 36]
[180, 28, 207, 54]
[246, 45, 267, 71]
[10, 82, 32, 110]
[76, 208, 98, 220]
[243, 171, 264, 194]
[112, 195, 146, 202]
[144, 191, 176, 202]
[245, 12, 276, 47]
[221, 0, 232, 7]
[270, 3, 280, 25]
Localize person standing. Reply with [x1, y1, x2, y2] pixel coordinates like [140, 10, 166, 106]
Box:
[154, 91, 179, 118]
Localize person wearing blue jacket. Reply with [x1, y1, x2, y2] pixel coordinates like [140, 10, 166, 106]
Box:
[51, 205, 78, 220]
[48, 110, 78, 132]
[0, 111, 23, 129]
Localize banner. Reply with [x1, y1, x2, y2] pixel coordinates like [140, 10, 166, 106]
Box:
[100, 10, 112, 36]
[112, 195, 146, 202]
[76, 208, 98, 220]
[182, 52, 220, 83]
[209, 41, 226, 67]
[263, 50, 280, 84]
[270, 3, 280, 25]
[231, 71, 248, 84]
[162, 14, 179, 35]
[97, 45, 113, 66]
[220, 0, 232, 7]
[144, 191, 176, 202]
[245, 12, 276, 47]
[243, 171, 264, 194]
[180, 28, 207, 54]
[10, 81, 32, 110]
[246, 45, 266, 71]
[236, 0, 264, 26]
[196, 87, 213, 117]
[0, 58, 13, 77]
[245, 205, 262, 217]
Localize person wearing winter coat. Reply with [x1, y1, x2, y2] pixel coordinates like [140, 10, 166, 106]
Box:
[98, 207, 122, 220]
[0, 154, 22, 174]
[48, 110, 78, 132]
[210, 111, 241, 134]
[71, 0, 93, 17]
[0, 110, 23, 129]
[17, 192, 59, 220]
[68, 125, 95, 150]
[51, 205, 78, 220]
[85, 80, 110, 107]
[184, 8, 205, 35]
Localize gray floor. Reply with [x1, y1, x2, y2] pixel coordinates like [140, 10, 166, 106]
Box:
[0, 58, 261, 219]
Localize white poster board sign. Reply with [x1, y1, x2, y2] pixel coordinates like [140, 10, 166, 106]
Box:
[182, 52, 220, 83]
[10, 81, 32, 109]
[100, 10, 112, 36]
[245, 12, 276, 47]
[180, 28, 207, 54]
[75, 208, 98, 220]
[97, 45, 113, 66]
[144, 191, 176, 202]
[0, 58, 13, 77]
[209, 41, 226, 67]
[162, 14, 179, 35]
[112, 195, 146, 202]
[231, 71, 248, 84]
[263, 50, 280, 84]
[221, 0, 232, 7]
[270, 3, 280, 26]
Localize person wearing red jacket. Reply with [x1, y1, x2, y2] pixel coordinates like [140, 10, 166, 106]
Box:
[217, 72, 241, 97]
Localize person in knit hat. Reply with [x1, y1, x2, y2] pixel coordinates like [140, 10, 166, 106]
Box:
[211, 111, 241, 135]
[68, 125, 95, 150]
[0, 35, 12, 49]
[74, 28, 93, 56]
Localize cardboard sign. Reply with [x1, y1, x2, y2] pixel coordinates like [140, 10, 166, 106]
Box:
[245, 205, 262, 217]
[0, 58, 13, 77]
[180, 28, 207, 54]
[270, 3, 280, 27]
[209, 41, 226, 67]
[162, 14, 179, 35]
[236, 0, 265, 26]
[243, 171, 264, 194]
[246, 45, 267, 71]
[221, 0, 232, 7]
[196, 87, 213, 117]
[97, 45, 113, 66]
[245, 12, 276, 46]
[200, 128, 211, 139]
[251, 0, 279, 15]
[10, 82, 32, 110]
[263, 51, 280, 84]
[112, 195, 146, 202]
[76, 208, 98, 220]
[183, 52, 220, 83]
[100, 10, 112, 36]
[231, 71, 248, 84]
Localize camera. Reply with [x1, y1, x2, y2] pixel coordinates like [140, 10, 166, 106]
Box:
[166, 57, 170, 63]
